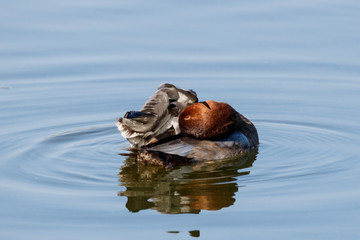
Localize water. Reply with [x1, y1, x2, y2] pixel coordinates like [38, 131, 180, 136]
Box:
[1, 0, 360, 239]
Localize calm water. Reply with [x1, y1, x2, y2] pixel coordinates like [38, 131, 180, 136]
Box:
[1, 0, 360, 239]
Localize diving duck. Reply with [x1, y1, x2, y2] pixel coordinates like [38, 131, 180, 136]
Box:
[117, 84, 259, 168]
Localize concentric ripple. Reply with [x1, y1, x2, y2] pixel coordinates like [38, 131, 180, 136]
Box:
[252, 119, 357, 184]
[0, 118, 356, 205]
[0, 122, 126, 194]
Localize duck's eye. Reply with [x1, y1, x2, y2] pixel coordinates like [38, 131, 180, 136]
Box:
[184, 115, 191, 120]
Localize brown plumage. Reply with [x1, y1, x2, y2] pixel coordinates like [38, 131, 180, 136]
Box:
[179, 100, 258, 145]
[179, 101, 238, 140]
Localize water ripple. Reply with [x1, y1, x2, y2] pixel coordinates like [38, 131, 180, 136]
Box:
[1, 123, 125, 194]
[252, 119, 357, 184]
[0, 118, 355, 203]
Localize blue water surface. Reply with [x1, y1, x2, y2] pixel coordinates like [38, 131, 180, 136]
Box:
[1, 0, 360, 239]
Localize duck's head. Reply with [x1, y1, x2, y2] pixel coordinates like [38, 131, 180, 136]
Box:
[179, 100, 238, 140]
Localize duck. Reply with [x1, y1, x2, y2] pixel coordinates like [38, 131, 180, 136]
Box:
[116, 83, 198, 148]
[117, 84, 259, 168]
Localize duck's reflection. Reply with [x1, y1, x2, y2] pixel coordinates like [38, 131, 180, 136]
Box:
[118, 150, 257, 214]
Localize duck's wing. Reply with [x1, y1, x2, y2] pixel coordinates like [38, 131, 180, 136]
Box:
[136, 136, 197, 168]
[140, 90, 171, 120]
[144, 136, 195, 157]
[119, 90, 169, 133]
[117, 91, 173, 147]
[117, 83, 197, 148]
[157, 83, 198, 112]
[136, 131, 251, 167]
